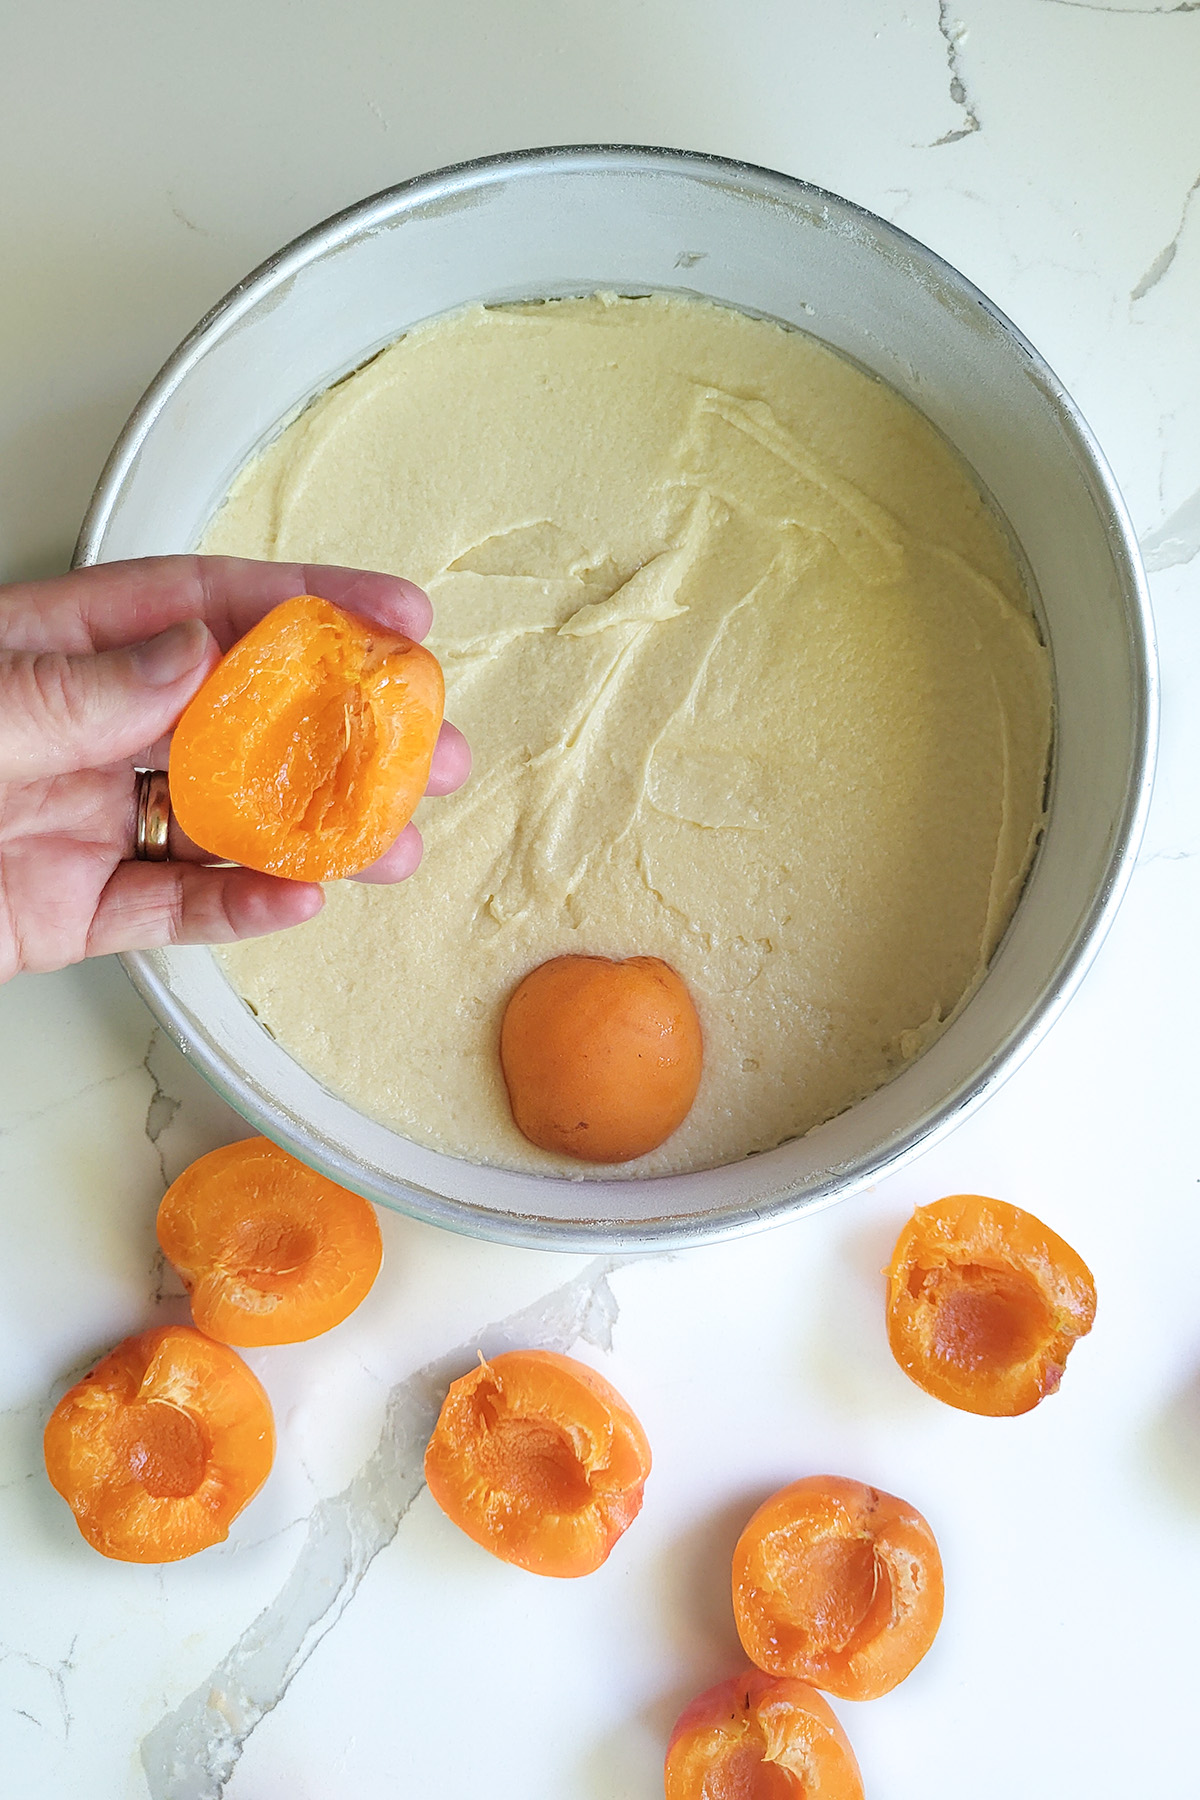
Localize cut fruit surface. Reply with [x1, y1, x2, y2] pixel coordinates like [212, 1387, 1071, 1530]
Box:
[43, 1325, 274, 1562]
[665, 1671, 864, 1800]
[886, 1194, 1097, 1416]
[169, 593, 444, 880]
[732, 1475, 943, 1700]
[423, 1348, 650, 1577]
[157, 1137, 382, 1346]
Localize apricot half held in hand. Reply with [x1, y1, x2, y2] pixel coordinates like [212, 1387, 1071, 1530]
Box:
[43, 1325, 274, 1562]
[169, 594, 445, 881]
[499, 954, 703, 1162]
[886, 1194, 1097, 1416]
[423, 1348, 651, 1577]
[157, 1138, 383, 1347]
[732, 1476, 944, 1701]
[665, 1672, 864, 1800]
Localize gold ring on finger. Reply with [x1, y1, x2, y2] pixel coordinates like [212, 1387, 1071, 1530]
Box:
[134, 768, 172, 862]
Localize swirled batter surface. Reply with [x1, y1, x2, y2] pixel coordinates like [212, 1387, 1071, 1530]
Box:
[206, 294, 1051, 1177]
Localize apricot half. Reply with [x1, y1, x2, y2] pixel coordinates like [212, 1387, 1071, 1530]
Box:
[732, 1476, 944, 1701]
[886, 1194, 1097, 1416]
[499, 953, 703, 1162]
[43, 1325, 274, 1562]
[665, 1672, 863, 1800]
[169, 593, 445, 880]
[423, 1348, 651, 1577]
[157, 1138, 383, 1347]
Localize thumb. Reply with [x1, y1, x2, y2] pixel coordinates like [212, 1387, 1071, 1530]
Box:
[0, 619, 217, 779]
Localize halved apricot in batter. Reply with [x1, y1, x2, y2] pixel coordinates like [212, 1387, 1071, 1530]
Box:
[886, 1194, 1097, 1416]
[43, 1324, 274, 1562]
[665, 1671, 863, 1800]
[157, 1138, 383, 1347]
[169, 594, 445, 880]
[423, 1348, 651, 1577]
[732, 1475, 943, 1701]
[499, 953, 703, 1162]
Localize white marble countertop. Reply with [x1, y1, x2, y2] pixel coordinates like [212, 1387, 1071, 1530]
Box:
[2, 4, 1198, 1796]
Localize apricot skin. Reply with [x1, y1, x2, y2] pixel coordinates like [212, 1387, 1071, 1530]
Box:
[886, 1194, 1097, 1416]
[732, 1475, 944, 1701]
[499, 953, 703, 1163]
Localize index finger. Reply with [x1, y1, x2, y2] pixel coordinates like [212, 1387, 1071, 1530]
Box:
[0, 555, 433, 655]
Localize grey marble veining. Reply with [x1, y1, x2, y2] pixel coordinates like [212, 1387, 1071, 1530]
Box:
[1132, 173, 1200, 301]
[1141, 486, 1200, 569]
[933, 3, 983, 144]
[140, 1261, 626, 1800]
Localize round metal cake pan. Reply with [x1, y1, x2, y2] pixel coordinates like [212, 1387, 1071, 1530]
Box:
[75, 146, 1157, 1251]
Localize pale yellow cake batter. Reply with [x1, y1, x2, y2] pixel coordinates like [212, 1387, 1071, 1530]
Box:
[206, 294, 1052, 1178]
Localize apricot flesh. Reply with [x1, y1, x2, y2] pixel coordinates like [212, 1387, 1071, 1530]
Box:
[886, 1194, 1097, 1416]
[665, 1671, 863, 1800]
[169, 594, 445, 881]
[732, 1475, 944, 1701]
[499, 953, 703, 1162]
[157, 1138, 383, 1347]
[423, 1348, 651, 1577]
[43, 1325, 274, 1562]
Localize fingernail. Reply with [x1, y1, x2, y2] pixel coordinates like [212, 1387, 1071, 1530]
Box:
[393, 578, 430, 606]
[388, 578, 433, 630]
[132, 618, 212, 687]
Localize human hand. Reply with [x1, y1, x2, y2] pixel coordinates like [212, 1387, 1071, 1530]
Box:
[0, 555, 470, 982]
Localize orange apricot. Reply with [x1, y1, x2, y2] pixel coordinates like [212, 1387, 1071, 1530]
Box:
[423, 1348, 651, 1577]
[169, 593, 445, 880]
[43, 1324, 274, 1562]
[665, 1671, 863, 1800]
[499, 953, 703, 1162]
[886, 1194, 1097, 1416]
[732, 1476, 943, 1701]
[157, 1138, 383, 1347]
